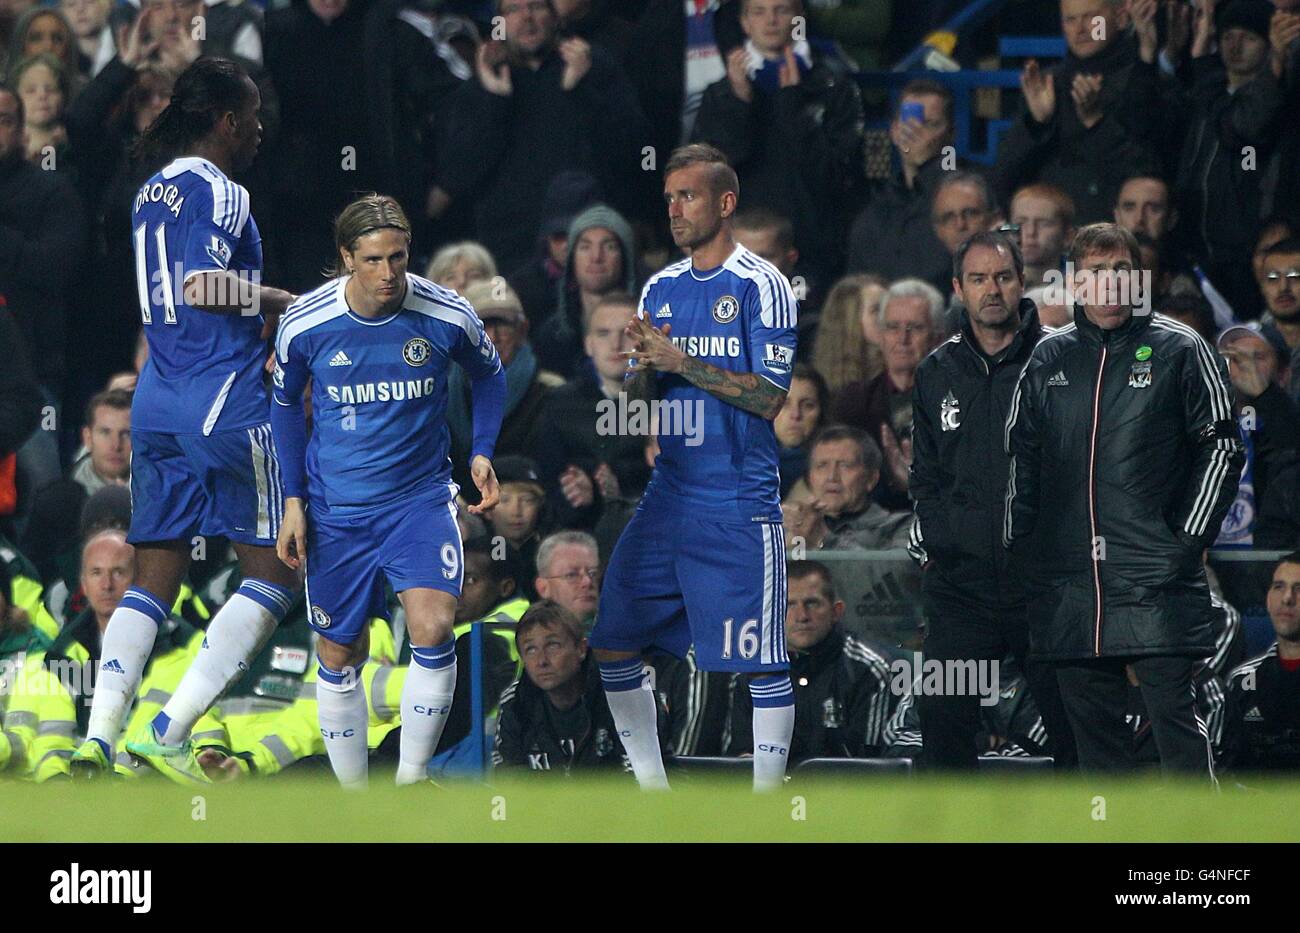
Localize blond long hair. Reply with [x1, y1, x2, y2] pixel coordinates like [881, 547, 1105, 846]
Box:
[811, 274, 886, 394]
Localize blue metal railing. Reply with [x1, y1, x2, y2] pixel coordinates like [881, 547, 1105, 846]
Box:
[894, 0, 1012, 71]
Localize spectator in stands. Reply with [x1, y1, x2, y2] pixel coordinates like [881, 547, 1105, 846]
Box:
[1217, 322, 1300, 531]
[264, 0, 456, 289]
[1113, 174, 1176, 243]
[727, 560, 895, 760]
[435, 0, 649, 274]
[993, 0, 1170, 225]
[10, 53, 72, 166]
[534, 203, 638, 378]
[1253, 216, 1296, 295]
[930, 172, 1000, 293]
[425, 241, 496, 295]
[8, 7, 81, 85]
[493, 599, 669, 773]
[846, 79, 955, 292]
[782, 425, 911, 551]
[774, 363, 826, 499]
[132, 0, 264, 69]
[1259, 238, 1300, 401]
[554, 0, 633, 64]
[22, 389, 131, 570]
[831, 279, 946, 510]
[534, 293, 650, 530]
[0, 310, 40, 541]
[627, 0, 739, 182]
[486, 455, 549, 600]
[61, 20, 173, 399]
[692, 0, 863, 279]
[61, 0, 114, 77]
[0, 85, 85, 514]
[450, 281, 559, 494]
[733, 206, 824, 345]
[1156, 292, 1216, 344]
[1010, 182, 1075, 289]
[810, 273, 884, 392]
[1175, 0, 1286, 320]
[533, 530, 600, 630]
[507, 170, 602, 327]
[1222, 553, 1300, 770]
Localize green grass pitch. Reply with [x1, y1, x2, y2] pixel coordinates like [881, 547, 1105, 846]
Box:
[4, 771, 1298, 842]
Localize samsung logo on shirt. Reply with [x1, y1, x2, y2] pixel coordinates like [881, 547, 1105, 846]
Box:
[326, 378, 437, 404]
[670, 335, 743, 358]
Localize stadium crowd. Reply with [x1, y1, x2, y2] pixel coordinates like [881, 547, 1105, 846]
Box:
[1, 0, 1299, 782]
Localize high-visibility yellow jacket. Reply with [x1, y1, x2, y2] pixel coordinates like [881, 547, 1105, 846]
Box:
[0, 610, 220, 781]
[196, 600, 527, 776]
[0, 536, 61, 642]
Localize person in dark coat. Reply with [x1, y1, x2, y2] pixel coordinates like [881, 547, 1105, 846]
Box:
[435, 0, 650, 274]
[1005, 223, 1243, 777]
[691, 0, 862, 281]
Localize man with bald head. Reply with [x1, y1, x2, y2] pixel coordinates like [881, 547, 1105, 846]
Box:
[0, 530, 205, 781]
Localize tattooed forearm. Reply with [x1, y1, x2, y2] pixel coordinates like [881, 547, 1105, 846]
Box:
[678, 356, 787, 420]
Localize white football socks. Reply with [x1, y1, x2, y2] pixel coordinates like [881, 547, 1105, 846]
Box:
[600, 659, 669, 791]
[86, 587, 167, 751]
[396, 640, 457, 785]
[317, 662, 369, 789]
[750, 674, 795, 792]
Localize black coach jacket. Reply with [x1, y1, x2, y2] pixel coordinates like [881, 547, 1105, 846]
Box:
[908, 299, 1042, 603]
[1004, 307, 1244, 661]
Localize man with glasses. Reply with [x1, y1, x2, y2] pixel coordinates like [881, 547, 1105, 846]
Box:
[1258, 238, 1300, 403]
[534, 531, 601, 630]
[930, 173, 999, 285]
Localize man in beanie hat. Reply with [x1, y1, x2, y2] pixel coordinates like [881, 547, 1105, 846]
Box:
[533, 202, 639, 378]
[508, 171, 604, 328]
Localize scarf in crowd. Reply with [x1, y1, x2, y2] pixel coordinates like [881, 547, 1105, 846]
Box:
[744, 38, 812, 93]
[446, 341, 538, 445]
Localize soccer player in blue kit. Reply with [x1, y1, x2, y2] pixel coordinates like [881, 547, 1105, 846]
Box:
[70, 58, 302, 781]
[589, 145, 799, 791]
[271, 195, 506, 787]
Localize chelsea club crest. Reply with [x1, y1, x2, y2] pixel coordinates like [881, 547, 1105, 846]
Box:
[403, 337, 432, 367]
[712, 294, 739, 324]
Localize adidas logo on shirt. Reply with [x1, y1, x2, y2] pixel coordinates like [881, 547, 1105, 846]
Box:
[329, 351, 352, 367]
[1046, 370, 1069, 387]
[101, 658, 126, 674]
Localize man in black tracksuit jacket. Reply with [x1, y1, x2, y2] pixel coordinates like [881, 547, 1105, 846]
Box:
[725, 561, 896, 761]
[908, 230, 1073, 770]
[1005, 223, 1244, 777]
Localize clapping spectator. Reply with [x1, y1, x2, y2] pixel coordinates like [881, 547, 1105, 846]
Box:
[993, 0, 1172, 225]
[436, 0, 649, 274]
[1174, 0, 1286, 320]
[847, 80, 956, 289]
[692, 0, 863, 280]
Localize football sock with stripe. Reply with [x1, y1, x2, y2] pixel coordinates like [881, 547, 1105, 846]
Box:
[317, 661, 369, 789]
[395, 639, 456, 786]
[750, 674, 795, 792]
[599, 659, 669, 791]
[156, 579, 293, 746]
[86, 587, 167, 750]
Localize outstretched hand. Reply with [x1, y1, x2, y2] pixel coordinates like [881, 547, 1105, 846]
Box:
[468, 455, 500, 514]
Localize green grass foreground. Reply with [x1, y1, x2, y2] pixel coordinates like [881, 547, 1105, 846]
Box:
[3, 771, 1298, 842]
